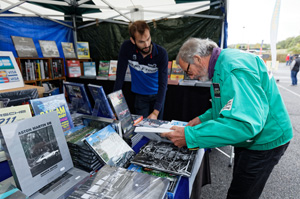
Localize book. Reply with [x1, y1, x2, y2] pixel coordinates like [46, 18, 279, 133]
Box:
[170, 60, 184, 80]
[29, 167, 89, 199]
[168, 61, 172, 78]
[0, 88, 38, 107]
[131, 114, 143, 126]
[51, 59, 63, 78]
[63, 81, 93, 115]
[97, 60, 109, 80]
[128, 164, 181, 199]
[83, 62, 96, 77]
[125, 65, 131, 81]
[66, 60, 81, 77]
[131, 140, 197, 177]
[11, 36, 38, 58]
[30, 94, 74, 132]
[87, 84, 115, 119]
[67, 165, 170, 199]
[84, 124, 135, 168]
[107, 90, 134, 135]
[0, 104, 32, 162]
[134, 119, 188, 143]
[0, 51, 24, 90]
[38, 40, 60, 58]
[0, 112, 73, 196]
[107, 90, 143, 147]
[65, 125, 105, 173]
[77, 42, 90, 59]
[108, 60, 117, 80]
[61, 42, 77, 59]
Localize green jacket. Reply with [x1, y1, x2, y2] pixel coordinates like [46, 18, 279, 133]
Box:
[185, 49, 293, 150]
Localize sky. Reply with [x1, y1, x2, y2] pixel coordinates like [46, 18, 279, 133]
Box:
[227, 0, 300, 45]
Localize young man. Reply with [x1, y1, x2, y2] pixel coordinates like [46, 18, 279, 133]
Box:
[162, 38, 293, 199]
[113, 20, 168, 120]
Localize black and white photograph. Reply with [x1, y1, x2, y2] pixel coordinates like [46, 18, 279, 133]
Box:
[11, 36, 38, 58]
[39, 40, 60, 57]
[0, 112, 73, 196]
[19, 125, 62, 177]
[131, 140, 197, 177]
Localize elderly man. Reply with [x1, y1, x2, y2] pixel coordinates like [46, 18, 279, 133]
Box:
[162, 38, 292, 199]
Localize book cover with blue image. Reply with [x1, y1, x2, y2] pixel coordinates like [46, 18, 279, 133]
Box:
[30, 94, 74, 132]
[63, 81, 93, 115]
[83, 62, 96, 77]
[88, 84, 115, 119]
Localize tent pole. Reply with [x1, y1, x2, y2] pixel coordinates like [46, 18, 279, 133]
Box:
[72, 14, 78, 57]
[0, 1, 26, 14]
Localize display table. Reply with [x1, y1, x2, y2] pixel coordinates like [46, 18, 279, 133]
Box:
[66, 77, 212, 122]
[0, 84, 45, 98]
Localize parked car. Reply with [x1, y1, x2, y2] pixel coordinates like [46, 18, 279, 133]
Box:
[35, 150, 59, 165]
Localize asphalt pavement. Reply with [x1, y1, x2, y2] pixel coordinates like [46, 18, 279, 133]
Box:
[200, 63, 300, 199]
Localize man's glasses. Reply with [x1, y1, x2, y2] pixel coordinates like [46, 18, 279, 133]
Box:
[185, 63, 190, 75]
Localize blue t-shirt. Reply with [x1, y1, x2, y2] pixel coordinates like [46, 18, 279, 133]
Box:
[114, 40, 168, 111]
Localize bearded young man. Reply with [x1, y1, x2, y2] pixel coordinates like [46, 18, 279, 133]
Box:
[114, 20, 168, 120]
[162, 38, 293, 199]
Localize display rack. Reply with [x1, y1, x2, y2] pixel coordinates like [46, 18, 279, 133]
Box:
[16, 57, 66, 90]
[65, 58, 92, 76]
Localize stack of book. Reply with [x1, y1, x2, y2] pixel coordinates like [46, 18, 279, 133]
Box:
[65, 125, 104, 173]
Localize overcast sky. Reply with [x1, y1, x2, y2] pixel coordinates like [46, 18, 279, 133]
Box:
[227, 0, 300, 45]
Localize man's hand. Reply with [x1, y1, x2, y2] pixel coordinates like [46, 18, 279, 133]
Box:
[147, 109, 159, 119]
[161, 126, 186, 148]
[187, 117, 201, 127]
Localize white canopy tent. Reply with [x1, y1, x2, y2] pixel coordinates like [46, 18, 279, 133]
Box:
[0, 0, 227, 48]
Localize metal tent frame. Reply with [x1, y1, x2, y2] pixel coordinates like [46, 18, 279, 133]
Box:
[0, 0, 228, 49]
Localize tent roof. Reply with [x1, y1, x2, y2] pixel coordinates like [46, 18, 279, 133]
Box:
[0, 0, 223, 24]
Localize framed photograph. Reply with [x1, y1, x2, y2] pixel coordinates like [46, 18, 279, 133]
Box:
[0, 51, 24, 91]
[11, 36, 38, 58]
[39, 40, 60, 57]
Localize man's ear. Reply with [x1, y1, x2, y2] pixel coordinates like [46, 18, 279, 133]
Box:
[130, 37, 135, 45]
[193, 55, 201, 64]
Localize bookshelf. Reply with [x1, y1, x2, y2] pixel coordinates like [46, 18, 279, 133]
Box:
[16, 57, 66, 88]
